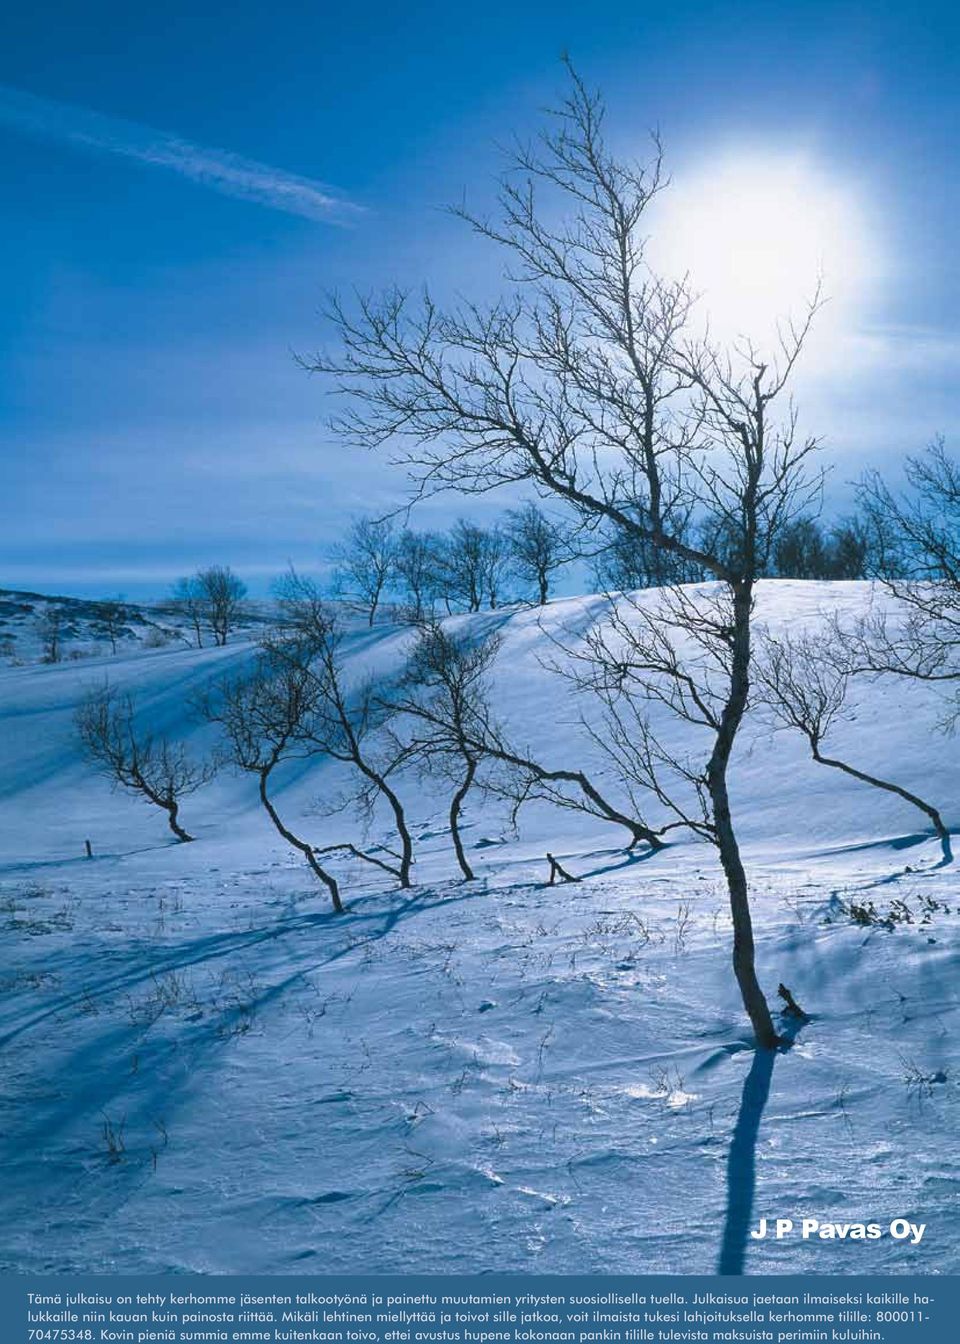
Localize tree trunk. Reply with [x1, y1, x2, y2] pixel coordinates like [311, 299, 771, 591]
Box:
[571, 771, 663, 850]
[475, 741, 663, 851]
[707, 582, 779, 1050]
[356, 764, 415, 888]
[538, 572, 549, 605]
[811, 745, 952, 859]
[259, 770, 343, 912]
[383, 784, 415, 887]
[165, 801, 194, 843]
[449, 758, 477, 880]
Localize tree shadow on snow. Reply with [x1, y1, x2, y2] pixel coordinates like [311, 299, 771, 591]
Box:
[578, 845, 665, 879]
[814, 828, 954, 873]
[716, 1016, 805, 1276]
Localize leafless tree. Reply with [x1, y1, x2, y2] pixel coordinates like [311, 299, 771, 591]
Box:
[846, 439, 960, 727]
[96, 597, 128, 655]
[273, 572, 415, 887]
[504, 501, 578, 604]
[757, 629, 951, 859]
[393, 529, 442, 622]
[548, 592, 718, 847]
[172, 566, 248, 647]
[390, 621, 501, 880]
[170, 576, 207, 648]
[475, 521, 513, 612]
[434, 520, 511, 612]
[591, 511, 702, 592]
[76, 684, 215, 842]
[309, 67, 824, 1046]
[332, 516, 397, 626]
[199, 565, 248, 645]
[825, 516, 871, 580]
[202, 653, 343, 908]
[492, 737, 666, 851]
[393, 619, 663, 852]
[35, 606, 65, 664]
[772, 516, 829, 579]
[771, 514, 869, 579]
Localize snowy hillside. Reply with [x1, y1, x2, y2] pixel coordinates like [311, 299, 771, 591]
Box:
[0, 580, 957, 1275]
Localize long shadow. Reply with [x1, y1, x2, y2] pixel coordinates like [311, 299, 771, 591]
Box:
[578, 845, 666, 879]
[806, 827, 954, 869]
[0, 883, 483, 1051]
[0, 840, 197, 876]
[816, 829, 956, 912]
[716, 1047, 776, 1275]
[934, 832, 954, 869]
[716, 1018, 804, 1276]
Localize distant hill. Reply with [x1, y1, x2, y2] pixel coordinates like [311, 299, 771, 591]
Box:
[0, 587, 275, 665]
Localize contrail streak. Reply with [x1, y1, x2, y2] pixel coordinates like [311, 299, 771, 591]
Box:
[0, 83, 360, 223]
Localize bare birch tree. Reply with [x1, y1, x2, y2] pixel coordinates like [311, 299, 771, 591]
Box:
[202, 655, 343, 909]
[845, 439, 960, 729]
[96, 597, 128, 655]
[388, 614, 661, 853]
[35, 606, 65, 663]
[332, 516, 397, 626]
[309, 67, 823, 1046]
[397, 619, 664, 850]
[199, 565, 248, 645]
[272, 572, 416, 887]
[435, 520, 511, 612]
[390, 621, 501, 880]
[393, 530, 441, 622]
[172, 566, 248, 647]
[548, 591, 720, 849]
[757, 629, 951, 859]
[505, 501, 578, 604]
[77, 685, 215, 842]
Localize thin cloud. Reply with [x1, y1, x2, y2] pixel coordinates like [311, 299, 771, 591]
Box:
[0, 83, 360, 223]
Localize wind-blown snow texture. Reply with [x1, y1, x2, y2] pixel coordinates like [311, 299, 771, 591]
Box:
[0, 581, 957, 1275]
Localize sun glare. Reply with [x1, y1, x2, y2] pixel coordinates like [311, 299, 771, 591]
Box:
[651, 151, 880, 347]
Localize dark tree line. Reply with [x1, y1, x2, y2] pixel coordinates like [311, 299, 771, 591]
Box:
[589, 510, 871, 592]
[332, 502, 874, 627]
[331, 503, 580, 624]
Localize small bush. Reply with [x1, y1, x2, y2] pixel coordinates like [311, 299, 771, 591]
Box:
[827, 892, 952, 929]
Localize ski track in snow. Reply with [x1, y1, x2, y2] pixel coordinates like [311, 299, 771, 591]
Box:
[0, 581, 958, 1274]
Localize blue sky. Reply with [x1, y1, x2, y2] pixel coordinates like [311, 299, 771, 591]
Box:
[1, 1, 958, 597]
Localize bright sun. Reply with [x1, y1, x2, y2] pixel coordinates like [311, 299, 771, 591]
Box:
[651, 151, 880, 345]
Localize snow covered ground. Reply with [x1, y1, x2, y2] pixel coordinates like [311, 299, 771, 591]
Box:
[0, 586, 276, 665]
[0, 581, 957, 1275]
